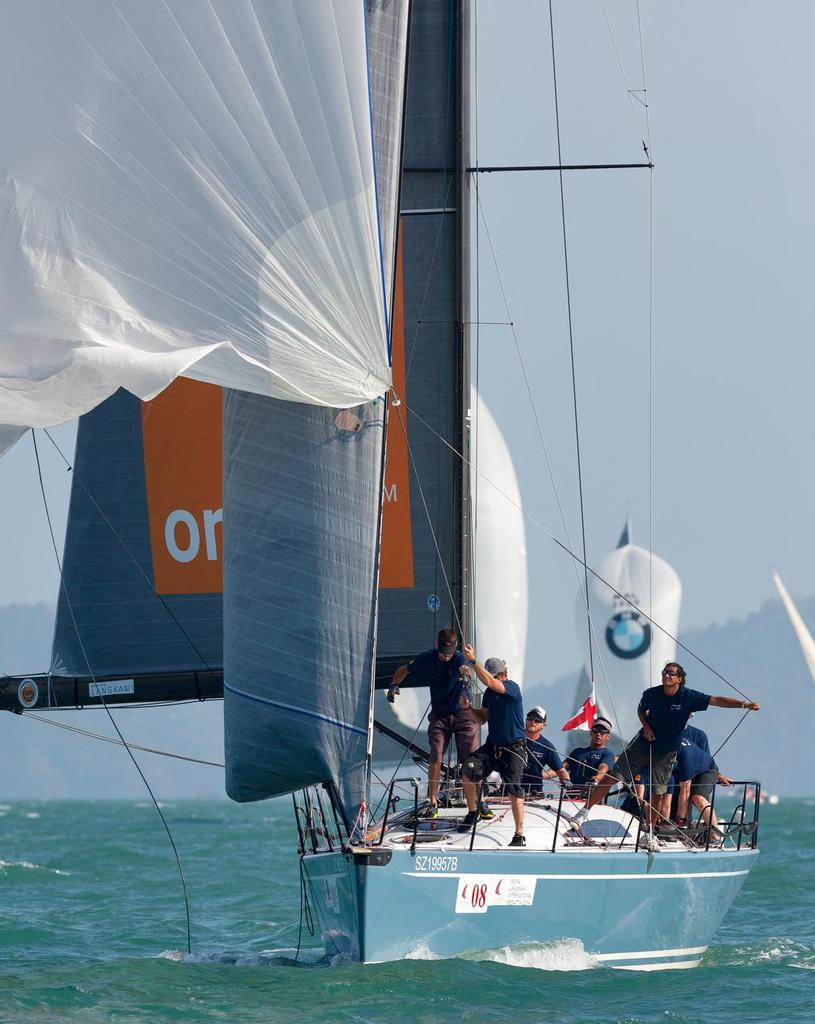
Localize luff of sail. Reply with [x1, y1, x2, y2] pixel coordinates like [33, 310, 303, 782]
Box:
[570, 521, 681, 742]
[773, 570, 815, 683]
[0, 1, 392, 453]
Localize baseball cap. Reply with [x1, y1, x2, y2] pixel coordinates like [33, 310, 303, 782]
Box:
[438, 640, 457, 656]
[526, 705, 547, 723]
[484, 657, 507, 675]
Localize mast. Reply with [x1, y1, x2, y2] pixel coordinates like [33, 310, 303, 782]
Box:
[457, 0, 473, 646]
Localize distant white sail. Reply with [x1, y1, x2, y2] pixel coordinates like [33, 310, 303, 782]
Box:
[0, 1, 391, 451]
[572, 521, 681, 742]
[386, 399, 529, 737]
[773, 571, 815, 683]
[474, 401, 528, 681]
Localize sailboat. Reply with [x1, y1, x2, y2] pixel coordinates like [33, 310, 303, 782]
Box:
[0, 1, 760, 970]
[567, 518, 682, 743]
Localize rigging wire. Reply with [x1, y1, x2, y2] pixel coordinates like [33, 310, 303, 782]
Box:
[471, 193, 635, 748]
[16, 711, 224, 767]
[547, 0, 595, 687]
[31, 431, 193, 954]
[42, 428, 216, 678]
[395, 394, 755, 703]
[598, 0, 651, 155]
[392, 400, 464, 640]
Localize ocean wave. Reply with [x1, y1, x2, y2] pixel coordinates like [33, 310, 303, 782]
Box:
[0, 860, 70, 876]
[708, 937, 815, 970]
[406, 938, 597, 972]
[156, 946, 324, 968]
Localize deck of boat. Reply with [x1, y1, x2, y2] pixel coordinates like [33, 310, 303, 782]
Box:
[376, 795, 716, 853]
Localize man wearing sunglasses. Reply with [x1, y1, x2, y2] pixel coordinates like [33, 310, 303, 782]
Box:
[521, 706, 570, 793]
[567, 716, 616, 795]
[573, 662, 760, 830]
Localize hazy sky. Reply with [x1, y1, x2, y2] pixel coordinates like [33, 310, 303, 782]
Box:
[1, 0, 812, 698]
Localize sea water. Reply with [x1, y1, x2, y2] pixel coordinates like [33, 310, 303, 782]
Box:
[0, 798, 812, 1023]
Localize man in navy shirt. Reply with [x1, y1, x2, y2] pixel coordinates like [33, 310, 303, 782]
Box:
[567, 716, 616, 795]
[672, 737, 732, 829]
[388, 628, 479, 814]
[460, 643, 528, 846]
[522, 706, 570, 792]
[683, 720, 710, 754]
[575, 662, 759, 830]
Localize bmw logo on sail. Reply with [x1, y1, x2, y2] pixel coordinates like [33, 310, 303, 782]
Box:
[605, 610, 651, 659]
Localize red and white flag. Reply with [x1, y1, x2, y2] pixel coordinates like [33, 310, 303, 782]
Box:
[561, 687, 597, 732]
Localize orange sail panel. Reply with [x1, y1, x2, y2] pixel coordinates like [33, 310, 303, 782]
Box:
[141, 378, 223, 595]
[380, 227, 414, 589]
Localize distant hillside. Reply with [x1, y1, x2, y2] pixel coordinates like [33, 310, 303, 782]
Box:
[0, 602, 54, 674]
[526, 595, 815, 797]
[2, 596, 814, 798]
[0, 603, 225, 799]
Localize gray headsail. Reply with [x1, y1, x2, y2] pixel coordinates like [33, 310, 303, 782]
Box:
[222, 1, 410, 815]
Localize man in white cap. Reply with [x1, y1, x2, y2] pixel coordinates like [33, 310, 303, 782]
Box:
[522, 706, 570, 792]
[566, 716, 616, 796]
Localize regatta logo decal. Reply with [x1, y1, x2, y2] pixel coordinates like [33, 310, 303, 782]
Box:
[17, 678, 39, 709]
[455, 874, 537, 914]
[142, 378, 223, 595]
[606, 610, 651, 659]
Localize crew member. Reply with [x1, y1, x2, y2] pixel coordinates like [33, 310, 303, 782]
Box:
[567, 717, 616, 795]
[522, 706, 570, 793]
[573, 662, 759, 830]
[460, 644, 528, 846]
[388, 628, 478, 815]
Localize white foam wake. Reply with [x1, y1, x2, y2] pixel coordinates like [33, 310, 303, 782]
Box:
[406, 938, 597, 972]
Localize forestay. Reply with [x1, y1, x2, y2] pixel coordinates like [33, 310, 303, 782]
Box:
[0, 0, 391, 454]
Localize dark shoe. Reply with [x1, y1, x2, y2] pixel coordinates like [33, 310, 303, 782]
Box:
[508, 833, 526, 847]
[457, 810, 478, 832]
[478, 801, 494, 820]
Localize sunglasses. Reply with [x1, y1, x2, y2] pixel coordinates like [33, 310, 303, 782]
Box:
[662, 669, 682, 678]
[591, 727, 610, 734]
[526, 715, 545, 724]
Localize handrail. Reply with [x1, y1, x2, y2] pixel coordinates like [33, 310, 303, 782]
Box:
[354, 772, 762, 854]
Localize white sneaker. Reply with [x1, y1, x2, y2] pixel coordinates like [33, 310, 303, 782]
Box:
[637, 832, 662, 852]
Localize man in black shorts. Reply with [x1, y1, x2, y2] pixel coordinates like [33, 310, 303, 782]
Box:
[459, 643, 528, 847]
[388, 628, 479, 815]
[575, 662, 759, 830]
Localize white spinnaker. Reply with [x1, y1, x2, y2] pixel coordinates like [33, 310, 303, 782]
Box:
[388, 401, 529, 735]
[474, 401, 528, 682]
[574, 535, 681, 742]
[773, 570, 815, 683]
[0, 1, 391, 450]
